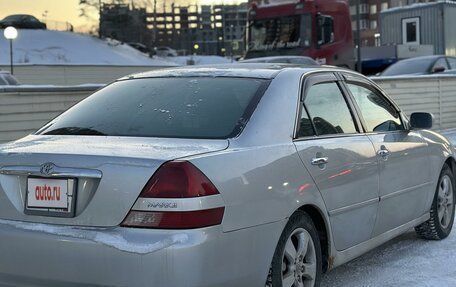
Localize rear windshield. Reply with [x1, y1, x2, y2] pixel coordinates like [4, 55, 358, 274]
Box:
[37, 77, 269, 139]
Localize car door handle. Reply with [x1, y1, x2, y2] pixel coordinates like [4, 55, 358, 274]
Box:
[311, 157, 329, 165]
[377, 149, 390, 158]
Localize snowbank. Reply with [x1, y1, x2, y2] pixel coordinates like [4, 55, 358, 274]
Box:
[0, 29, 175, 66]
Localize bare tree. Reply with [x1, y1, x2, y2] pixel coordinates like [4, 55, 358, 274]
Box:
[79, 0, 148, 19]
[78, 0, 101, 20]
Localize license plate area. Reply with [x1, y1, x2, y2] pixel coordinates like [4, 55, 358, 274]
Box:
[25, 177, 77, 217]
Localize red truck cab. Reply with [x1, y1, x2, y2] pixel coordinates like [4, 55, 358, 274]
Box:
[245, 0, 354, 69]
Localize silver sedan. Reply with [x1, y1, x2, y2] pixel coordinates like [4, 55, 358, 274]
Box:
[0, 65, 454, 287]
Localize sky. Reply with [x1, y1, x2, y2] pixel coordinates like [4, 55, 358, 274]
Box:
[0, 0, 91, 31]
[0, 0, 239, 32]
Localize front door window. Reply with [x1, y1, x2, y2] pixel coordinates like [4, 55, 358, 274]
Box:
[347, 84, 403, 132]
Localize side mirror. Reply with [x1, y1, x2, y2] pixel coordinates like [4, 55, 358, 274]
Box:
[410, 112, 433, 129]
[432, 66, 446, 73]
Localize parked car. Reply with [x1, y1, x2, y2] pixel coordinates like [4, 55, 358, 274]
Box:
[381, 55, 456, 76]
[240, 55, 319, 66]
[154, 46, 178, 57]
[0, 65, 454, 287]
[0, 70, 19, 85]
[0, 14, 46, 29]
[127, 42, 150, 54]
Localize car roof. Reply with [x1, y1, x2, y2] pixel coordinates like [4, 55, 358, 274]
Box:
[121, 63, 337, 81]
[399, 55, 445, 62]
[3, 14, 36, 19]
[242, 56, 314, 61]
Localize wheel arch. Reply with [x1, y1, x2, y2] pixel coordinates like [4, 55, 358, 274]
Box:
[296, 204, 331, 273]
[445, 156, 456, 179]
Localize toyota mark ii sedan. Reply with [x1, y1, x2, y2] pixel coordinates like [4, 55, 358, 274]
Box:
[0, 65, 454, 287]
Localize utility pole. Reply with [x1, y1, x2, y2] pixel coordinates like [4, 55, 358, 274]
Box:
[9, 39, 13, 74]
[153, 0, 157, 44]
[356, 0, 362, 73]
[99, 0, 102, 38]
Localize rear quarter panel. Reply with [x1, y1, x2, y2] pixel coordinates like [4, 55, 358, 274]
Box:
[190, 144, 327, 232]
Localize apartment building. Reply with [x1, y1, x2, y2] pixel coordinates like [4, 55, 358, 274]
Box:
[147, 3, 248, 56]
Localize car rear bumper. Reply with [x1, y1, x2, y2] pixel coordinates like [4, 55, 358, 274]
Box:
[0, 219, 284, 287]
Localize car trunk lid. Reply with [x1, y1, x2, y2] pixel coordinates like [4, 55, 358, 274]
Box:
[0, 135, 228, 227]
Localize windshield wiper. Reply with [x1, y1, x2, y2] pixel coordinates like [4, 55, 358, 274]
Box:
[43, 127, 106, 136]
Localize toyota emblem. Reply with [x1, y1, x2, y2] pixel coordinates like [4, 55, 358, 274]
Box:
[40, 162, 55, 176]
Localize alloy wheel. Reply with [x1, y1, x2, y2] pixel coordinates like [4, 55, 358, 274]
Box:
[281, 228, 317, 287]
[437, 174, 454, 229]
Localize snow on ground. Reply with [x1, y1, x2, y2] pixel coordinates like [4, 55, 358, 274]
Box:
[0, 29, 233, 67]
[0, 29, 175, 66]
[321, 229, 456, 286]
[322, 129, 456, 286]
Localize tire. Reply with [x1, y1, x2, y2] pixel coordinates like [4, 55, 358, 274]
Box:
[415, 163, 455, 240]
[266, 211, 322, 287]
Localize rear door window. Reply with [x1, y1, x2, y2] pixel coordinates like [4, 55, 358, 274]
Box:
[38, 77, 269, 139]
[303, 82, 357, 136]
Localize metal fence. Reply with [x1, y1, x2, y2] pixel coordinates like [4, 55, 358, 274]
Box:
[45, 20, 75, 32]
[0, 65, 170, 85]
[374, 75, 456, 130]
[0, 85, 103, 143]
[0, 75, 456, 143]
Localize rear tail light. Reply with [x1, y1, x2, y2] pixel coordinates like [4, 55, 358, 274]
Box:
[121, 161, 225, 229]
[138, 161, 220, 198]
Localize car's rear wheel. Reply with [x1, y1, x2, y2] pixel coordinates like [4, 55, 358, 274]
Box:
[267, 211, 322, 287]
[415, 163, 455, 240]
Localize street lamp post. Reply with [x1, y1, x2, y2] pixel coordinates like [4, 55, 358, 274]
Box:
[193, 43, 199, 55]
[3, 26, 18, 75]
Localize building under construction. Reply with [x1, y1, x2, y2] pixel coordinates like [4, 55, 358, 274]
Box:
[100, 3, 151, 47]
[99, 2, 248, 56]
[147, 4, 247, 55]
